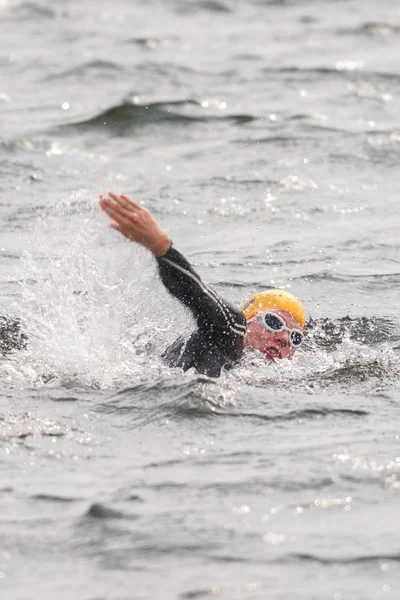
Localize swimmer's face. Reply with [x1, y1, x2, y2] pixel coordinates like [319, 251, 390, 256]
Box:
[244, 310, 303, 361]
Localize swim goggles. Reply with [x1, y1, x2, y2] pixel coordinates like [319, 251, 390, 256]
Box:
[255, 311, 304, 348]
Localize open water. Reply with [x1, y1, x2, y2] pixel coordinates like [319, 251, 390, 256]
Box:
[1, 0, 400, 598]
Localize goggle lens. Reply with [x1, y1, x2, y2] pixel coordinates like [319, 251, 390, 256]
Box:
[263, 313, 285, 331]
[290, 330, 303, 347]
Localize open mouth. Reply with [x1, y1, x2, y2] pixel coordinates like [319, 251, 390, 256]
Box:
[263, 347, 282, 360]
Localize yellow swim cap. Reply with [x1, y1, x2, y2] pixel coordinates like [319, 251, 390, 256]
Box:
[241, 289, 306, 328]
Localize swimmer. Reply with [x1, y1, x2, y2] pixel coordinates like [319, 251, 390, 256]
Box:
[100, 192, 306, 377]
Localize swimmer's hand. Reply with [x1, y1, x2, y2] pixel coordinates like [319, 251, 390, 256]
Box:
[99, 192, 171, 257]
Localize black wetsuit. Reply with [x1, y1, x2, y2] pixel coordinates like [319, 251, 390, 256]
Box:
[156, 244, 246, 377]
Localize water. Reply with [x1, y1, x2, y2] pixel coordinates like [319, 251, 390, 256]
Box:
[1, 0, 400, 598]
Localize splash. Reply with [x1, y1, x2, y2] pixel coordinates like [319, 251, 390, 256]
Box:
[8, 190, 188, 388]
[228, 322, 400, 394]
[2, 190, 399, 396]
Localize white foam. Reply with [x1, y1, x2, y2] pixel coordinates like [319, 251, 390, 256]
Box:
[8, 190, 189, 389]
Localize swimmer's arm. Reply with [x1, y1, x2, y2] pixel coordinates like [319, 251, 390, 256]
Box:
[156, 244, 247, 339]
[99, 192, 246, 338]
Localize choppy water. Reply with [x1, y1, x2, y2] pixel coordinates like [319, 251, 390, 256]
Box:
[1, 0, 400, 598]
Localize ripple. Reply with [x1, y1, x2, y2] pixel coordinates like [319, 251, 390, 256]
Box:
[176, 0, 232, 14]
[289, 551, 400, 564]
[220, 406, 368, 423]
[45, 60, 123, 82]
[338, 21, 400, 37]
[94, 376, 227, 424]
[126, 36, 176, 50]
[199, 475, 335, 494]
[6, 1, 55, 20]
[0, 412, 69, 442]
[31, 494, 78, 503]
[262, 65, 400, 84]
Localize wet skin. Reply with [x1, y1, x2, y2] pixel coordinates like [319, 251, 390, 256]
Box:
[244, 310, 302, 361]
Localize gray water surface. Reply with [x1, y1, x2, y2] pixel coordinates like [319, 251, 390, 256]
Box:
[1, 0, 400, 598]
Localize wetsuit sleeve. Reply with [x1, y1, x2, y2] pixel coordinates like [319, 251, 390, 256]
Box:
[156, 244, 247, 340]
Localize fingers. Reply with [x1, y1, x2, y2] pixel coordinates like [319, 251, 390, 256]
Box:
[110, 194, 132, 212]
[99, 192, 147, 245]
[108, 192, 131, 210]
[100, 198, 135, 228]
[100, 192, 143, 224]
[109, 192, 143, 212]
[100, 194, 131, 219]
[109, 220, 121, 231]
[100, 192, 144, 218]
[120, 194, 143, 211]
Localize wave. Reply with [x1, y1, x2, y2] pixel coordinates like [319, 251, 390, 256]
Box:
[94, 375, 233, 424]
[95, 375, 370, 426]
[84, 503, 136, 520]
[305, 316, 397, 350]
[58, 99, 256, 135]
